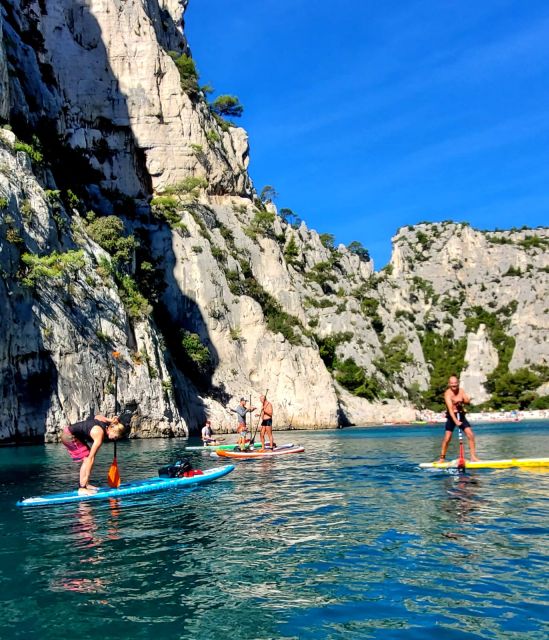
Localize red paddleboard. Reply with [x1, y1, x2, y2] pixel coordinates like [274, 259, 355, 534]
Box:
[216, 445, 304, 459]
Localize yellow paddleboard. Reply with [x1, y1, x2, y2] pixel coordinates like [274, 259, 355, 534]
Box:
[420, 458, 549, 469]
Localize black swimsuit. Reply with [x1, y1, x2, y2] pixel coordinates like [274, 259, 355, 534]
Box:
[69, 418, 109, 443]
[444, 411, 471, 432]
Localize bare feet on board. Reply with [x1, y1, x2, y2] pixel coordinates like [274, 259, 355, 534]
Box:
[78, 486, 99, 496]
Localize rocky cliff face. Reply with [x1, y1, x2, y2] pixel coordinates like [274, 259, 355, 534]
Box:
[0, 1, 547, 442]
[387, 223, 548, 400]
[2, 0, 250, 197]
[0, 128, 186, 441]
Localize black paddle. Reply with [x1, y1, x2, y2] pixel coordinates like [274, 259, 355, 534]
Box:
[249, 393, 252, 442]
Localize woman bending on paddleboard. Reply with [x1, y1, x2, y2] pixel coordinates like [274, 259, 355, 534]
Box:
[438, 375, 479, 463]
[61, 415, 125, 495]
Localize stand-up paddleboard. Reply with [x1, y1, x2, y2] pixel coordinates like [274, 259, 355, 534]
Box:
[420, 458, 549, 470]
[216, 445, 304, 460]
[209, 443, 296, 458]
[185, 443, 262, 451]
[17, 465, 235, 507]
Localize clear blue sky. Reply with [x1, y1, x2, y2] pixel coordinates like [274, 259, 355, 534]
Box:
[185, 0, 549, 268]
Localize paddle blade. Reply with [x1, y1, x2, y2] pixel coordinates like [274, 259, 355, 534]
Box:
[107, 457, 121, 488]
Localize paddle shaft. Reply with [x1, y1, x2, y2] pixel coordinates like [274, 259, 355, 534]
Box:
[114, 357, 119, 414]
[108, 351, 121, 487]
[113, 355, 119, 459]
[457, 411, 466, 470]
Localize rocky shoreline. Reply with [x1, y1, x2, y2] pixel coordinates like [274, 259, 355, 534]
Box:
[416, 409, 549, 424]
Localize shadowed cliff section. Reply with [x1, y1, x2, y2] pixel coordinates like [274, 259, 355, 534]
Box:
[0, 0, 216, 440]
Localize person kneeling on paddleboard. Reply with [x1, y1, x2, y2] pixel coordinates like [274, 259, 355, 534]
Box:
[437, 375, 479, 463]
[201, 420, 220, 446]
[61, 415, 125, 495]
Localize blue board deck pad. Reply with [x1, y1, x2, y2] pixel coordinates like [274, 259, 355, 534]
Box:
[17, 465, 235, 507]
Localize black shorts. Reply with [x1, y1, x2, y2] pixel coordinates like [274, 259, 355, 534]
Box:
[445, 413, 471, 432]
[261, 419, 272, 427]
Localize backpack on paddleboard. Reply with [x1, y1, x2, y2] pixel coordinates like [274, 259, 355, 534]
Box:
[158, 458, 193, 478]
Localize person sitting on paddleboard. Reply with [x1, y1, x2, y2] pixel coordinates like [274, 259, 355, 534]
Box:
[437, 375, 479, 463]
[201, 420, 219, 446]
[228, 398, 255, 447]
[61, 415, 125, 495]
[257, 395, 276, 451]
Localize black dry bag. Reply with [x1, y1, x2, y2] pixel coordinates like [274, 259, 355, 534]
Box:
[158, 458, 193, 478]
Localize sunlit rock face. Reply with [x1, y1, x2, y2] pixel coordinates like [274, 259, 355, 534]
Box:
[388, 223, 549, 382]
[4, 0, 251, 198]
[460, 325, 499, 404]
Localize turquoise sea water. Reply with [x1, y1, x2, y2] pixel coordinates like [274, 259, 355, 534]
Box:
[1, 421, 548, 639]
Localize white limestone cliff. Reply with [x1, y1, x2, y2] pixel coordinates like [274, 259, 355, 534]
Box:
[0, 2, 547, 443]
[460, 325, 499, 404]
[0, 132, 185, 441]
[3, 0, 251, 198]
[389, 223, 549, 374]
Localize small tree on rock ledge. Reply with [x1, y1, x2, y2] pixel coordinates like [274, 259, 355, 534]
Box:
[210, 95, 244, 119]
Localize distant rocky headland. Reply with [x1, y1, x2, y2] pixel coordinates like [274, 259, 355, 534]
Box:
[0, 1, 547, 443]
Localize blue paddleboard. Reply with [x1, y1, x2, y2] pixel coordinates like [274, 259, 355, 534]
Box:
[16, 465, 235, 507]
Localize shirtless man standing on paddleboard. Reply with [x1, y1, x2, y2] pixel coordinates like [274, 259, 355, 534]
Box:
[438, 375, 479, 463]
[257, 395, 275, 452]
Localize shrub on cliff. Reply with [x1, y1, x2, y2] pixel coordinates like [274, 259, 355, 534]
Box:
[374, 335, 412, 378]
[283, 236, 300, 267]
[420, 331, 467, 410]
[180, 330, 212, 375]
[360, 296, 384, 334]
[118, 274, 152, 320]
[246, 210, 276, 239]
[20, 250, 85, 288]
[315, 332, 353, 371]
[225, 266, 303, 345]
[86, 215, 137, 266]
[319, 233, 335, 251]
[168, 52, 199, 96]
[519, 235, 549, 250]
[162, 177, 208, 198]
[304, 261, 337, 294]
[335, 358, 381, 400]
[150, 196, 185, 230]
[14, 139, 43, 165]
